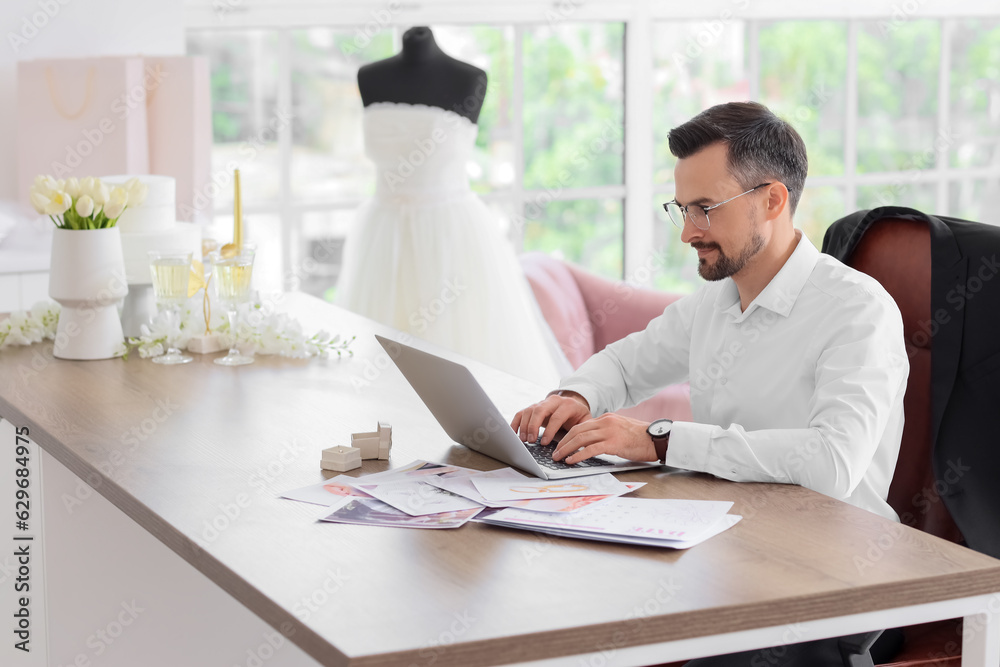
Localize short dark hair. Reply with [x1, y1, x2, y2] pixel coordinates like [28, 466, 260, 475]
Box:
[668, 101, 808, 217]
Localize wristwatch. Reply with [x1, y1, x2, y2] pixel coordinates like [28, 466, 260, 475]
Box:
[646, 419, 673, 464]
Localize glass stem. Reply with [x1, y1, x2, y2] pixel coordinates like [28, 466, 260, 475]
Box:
[166, 305, 181, 355]
[227, 307, 239, 355]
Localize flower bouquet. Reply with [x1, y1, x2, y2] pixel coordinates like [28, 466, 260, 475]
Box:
[29, 175, 147, 229]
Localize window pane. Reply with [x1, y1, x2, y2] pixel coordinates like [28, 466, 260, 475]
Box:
[523, 199, 622, 279]
[434, 25, 515, 195]
[759, 21, 848, 177]
[523, 23, 624, 190]
[949, 180, 1000, 223]
[795, 186, 846, 250]
[652, 20, 750, 185]
[652, 198, 700, 295]
[299, 209, 356, 300]
[857, 20, 940, 174]
[187, 31, 281, 209]
[857, 183, 936, 213]
[950, 20, 1000, 169]
[208, 213, 284, 295]
[289, 28, 395, 205]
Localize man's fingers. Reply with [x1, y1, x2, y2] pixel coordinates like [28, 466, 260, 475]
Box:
[511, 410, 523, 432]
[539, 403, 576, 445]
[553, 423, 605, 460]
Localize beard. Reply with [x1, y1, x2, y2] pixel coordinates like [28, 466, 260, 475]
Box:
[693, 224, 766, 282]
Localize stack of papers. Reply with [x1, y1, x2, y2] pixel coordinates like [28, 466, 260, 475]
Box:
[476, 498, 742, 549]
[279, 460, 741, 548]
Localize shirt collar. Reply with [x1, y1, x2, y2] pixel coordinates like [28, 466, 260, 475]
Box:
[714, 231, 820, 321]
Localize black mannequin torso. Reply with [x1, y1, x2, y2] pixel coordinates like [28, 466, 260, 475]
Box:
[357, 27, 488, 123]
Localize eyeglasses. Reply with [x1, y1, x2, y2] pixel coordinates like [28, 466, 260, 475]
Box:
[663, 182, 772, 230]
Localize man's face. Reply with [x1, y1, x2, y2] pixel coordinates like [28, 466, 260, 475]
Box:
[674, 142, 767, 281]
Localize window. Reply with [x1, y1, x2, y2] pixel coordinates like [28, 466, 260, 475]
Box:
[185, 3, 1000, 298]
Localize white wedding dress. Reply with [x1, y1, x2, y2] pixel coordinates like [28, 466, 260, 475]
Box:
[336, 102, 565, 386]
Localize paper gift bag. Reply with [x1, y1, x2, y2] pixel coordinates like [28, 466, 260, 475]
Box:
[17, 57, 151, 209]
[145, 56, 213, 225]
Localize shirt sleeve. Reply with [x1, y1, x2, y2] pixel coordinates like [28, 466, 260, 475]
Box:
[666, 287, 909, 501]
[557, 290, 699, 418]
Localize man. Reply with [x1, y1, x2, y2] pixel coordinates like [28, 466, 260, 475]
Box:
[511, 102, 909, 666]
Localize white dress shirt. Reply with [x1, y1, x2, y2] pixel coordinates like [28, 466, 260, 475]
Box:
[559, 232, 909, 521]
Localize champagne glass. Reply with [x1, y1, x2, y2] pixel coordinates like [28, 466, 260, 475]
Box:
[213, 246, 256, 366]
[148, 250, 193, 365]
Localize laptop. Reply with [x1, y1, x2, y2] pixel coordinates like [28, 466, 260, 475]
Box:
[376, 335, 659, 479]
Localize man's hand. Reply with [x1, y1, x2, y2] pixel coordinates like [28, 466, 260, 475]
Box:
[511, 392, 591, 445]
[553, 413, 658, 465]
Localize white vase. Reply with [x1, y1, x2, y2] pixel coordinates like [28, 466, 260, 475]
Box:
[48, 227, 129, 360]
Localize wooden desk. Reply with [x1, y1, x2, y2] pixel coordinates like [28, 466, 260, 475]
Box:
[1, 292, 999, 666]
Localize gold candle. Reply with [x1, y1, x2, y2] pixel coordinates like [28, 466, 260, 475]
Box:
[233, 169, 243, 251]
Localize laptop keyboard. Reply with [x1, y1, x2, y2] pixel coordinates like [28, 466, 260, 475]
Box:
[525, 439, 615, 470]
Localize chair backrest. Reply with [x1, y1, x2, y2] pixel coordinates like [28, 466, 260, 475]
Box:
[845, 217, 964, 542]
[520, 252, 683, 368]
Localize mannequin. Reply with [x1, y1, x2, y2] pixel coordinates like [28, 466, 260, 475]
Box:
[337, 26, 567, 387]
[357, 26, 487, 123]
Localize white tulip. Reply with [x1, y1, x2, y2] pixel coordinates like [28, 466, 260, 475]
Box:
[122, 177, 148, 208]
[29, 175, 58, 213]
[103, 186, 128, 220]
[43, 190, 72, 216]
[64, 177, 82, 199]
[80, 176, 110, 207]
[32, 175, 58, 197]
[29, 191, 48, 215]
[74, 194, 95, 218]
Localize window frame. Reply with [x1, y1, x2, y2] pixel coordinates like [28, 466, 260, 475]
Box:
[185, 0, 1000, 290]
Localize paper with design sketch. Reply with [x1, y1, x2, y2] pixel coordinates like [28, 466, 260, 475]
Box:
[280, 475, 374, 507]
[427, 470, 645, 513]
[509, 513, 743, 549]
[481, 498, 735, 543]
[471, 472, 629, 502]
[361, 480, 483, 517]
[319, 496, 481, 529]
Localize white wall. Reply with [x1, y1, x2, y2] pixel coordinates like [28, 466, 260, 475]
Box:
[0, 0, 185, 201]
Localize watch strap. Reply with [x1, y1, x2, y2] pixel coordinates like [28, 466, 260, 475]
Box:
[653, 433, 669, 464]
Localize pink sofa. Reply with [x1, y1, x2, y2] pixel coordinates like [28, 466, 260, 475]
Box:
[520, 252, 692, 422]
